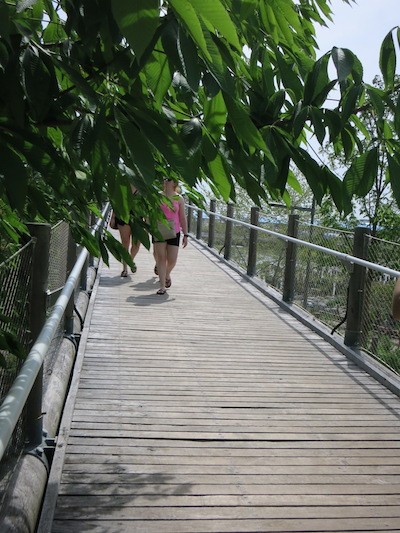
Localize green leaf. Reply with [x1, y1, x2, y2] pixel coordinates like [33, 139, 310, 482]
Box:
[0, 143, 28, 213]
[53, 57, 99, 104]
[273, 45, 303, 101]
[169, 0, 212, 62]
[204, 90, 227, 141]
[388, 154, 400, 207]
[70, 115, 92, 159]
[144, 46, 172, 106]
[177, 25, 201, 92]
[181, 118, 202, 156]
[27, 184, 51, 220]
[187, 0, 241, 51]
[340, 83, 363, 124]
[287, 172, 302, 195]
[130, 106, 190, 178]
[200, 23, 235, 97]
[366, 85, 385, 119]
[224, 95, 271, 158]
[341, 127, 355, 160]
[22, 47, 53, 120]
[290, 147, 326, 203]
[303, 53, 334, 107]
[379, 29, 396, 89]
[0, 331, 26, 361]
[111, 0, 159, 62]
[331, 47, 354, 82]
[0, 2, 11, 41]
[115, 108, 155, 184]
[292, 103, 309, 140]
[207, 153, 232, 200]
[324, 167, 346, 213]
[310, 107, 325, 145]
[343, 148, 378, 198]
[394, 94, 400, 137]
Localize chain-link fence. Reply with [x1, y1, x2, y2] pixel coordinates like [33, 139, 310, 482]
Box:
[189, 202, 400, 376]
[44, 221, 71, 394]
[362, 235, 400, 373]
[0, 240, 34, 507]
[0, 221, 74, 507]
[292, 222, 354, 336]
[257, 210, 289, 293]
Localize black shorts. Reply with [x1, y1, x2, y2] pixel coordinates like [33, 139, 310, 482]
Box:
[115, 216, 128, 226]
[152, 232, 180, 246]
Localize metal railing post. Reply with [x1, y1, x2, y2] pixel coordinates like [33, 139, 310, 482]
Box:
[224, 204, 234, 261]
[208, 199, 216, 248]
[26, 223, 51, 449]
[283, 214, 299, 303]
[65, 227, 77, 335]
[196, 208, 203, 239]
[80, 212, 91, 290]
[344, 227, 371, 348]
[247, 207, 259, 276]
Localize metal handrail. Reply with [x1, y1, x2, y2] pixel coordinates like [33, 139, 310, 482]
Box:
[0, 204, 110, 461]
[187, 205, 400, 279]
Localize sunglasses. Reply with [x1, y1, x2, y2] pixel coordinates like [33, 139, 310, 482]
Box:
[163, 178, 174, 182]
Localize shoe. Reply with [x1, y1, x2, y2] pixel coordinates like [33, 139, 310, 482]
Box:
[121, 269, 128, 277]
[154, 265, 158, 275]
[165, 278, 171, 288]
[156, 288, 167, 295]
[130, 264, 137, 273]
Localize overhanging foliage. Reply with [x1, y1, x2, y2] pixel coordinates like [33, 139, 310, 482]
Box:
[0, 0, 399, 255]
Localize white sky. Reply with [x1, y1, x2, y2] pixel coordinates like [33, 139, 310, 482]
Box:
[315, 0, 400, 84]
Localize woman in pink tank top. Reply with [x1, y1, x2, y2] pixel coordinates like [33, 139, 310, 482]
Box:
[153, 178, 188, 295]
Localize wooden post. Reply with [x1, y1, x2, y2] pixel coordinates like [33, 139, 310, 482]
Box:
[196, 208, 203, 239]
[224, 204, 234, 261]
[187, 199, 193, 234]
[283, 214, 299, 303]
[208, 199, 216, 248]
[26, 223, 51, 449]
[247, 207, 259, 277]
[344, 227, 370, 347]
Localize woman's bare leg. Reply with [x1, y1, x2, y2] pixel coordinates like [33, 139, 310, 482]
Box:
[118, 224, 131, 272]
[166, 245, 179, 282]
[154, 242, 167, 289]
[130, 239, 140, 272]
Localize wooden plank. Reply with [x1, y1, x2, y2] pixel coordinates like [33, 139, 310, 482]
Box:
[38, 241, 400, 533]
[51, 518, 400, 533]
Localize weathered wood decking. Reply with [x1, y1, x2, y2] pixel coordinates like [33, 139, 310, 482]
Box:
[39, 239, 400, 533]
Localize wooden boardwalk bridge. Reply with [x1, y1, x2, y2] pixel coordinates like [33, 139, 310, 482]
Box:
[38, 240, 400, 533]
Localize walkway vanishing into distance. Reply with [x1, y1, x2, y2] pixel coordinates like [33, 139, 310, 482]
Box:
[38, 239, 400, 533]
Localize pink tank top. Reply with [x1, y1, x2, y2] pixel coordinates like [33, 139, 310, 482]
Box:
[160, 197, 180, 233]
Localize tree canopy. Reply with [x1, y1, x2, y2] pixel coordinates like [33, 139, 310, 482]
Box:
[1, 0, 400, 258]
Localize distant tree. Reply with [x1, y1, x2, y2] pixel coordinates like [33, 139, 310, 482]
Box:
[321, 75, 400, 236]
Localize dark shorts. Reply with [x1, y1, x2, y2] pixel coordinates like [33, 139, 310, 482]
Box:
[115, 216, 128, 226]
[152, 232, 180, 246]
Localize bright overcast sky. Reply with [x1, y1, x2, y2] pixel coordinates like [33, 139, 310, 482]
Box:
[315, 0, 400, 84]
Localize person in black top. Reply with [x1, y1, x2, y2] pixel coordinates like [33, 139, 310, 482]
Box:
[109, 185, 141, 277]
